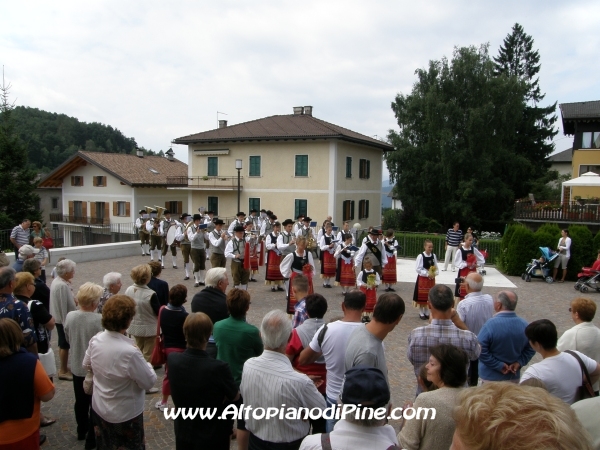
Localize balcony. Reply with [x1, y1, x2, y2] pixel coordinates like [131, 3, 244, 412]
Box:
[514, 201, 600, 224]
[166, 176, 243, 190]
[49, 214, 110, 225]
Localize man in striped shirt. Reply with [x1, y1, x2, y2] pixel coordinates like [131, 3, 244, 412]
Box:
[10, 219, 31, 252]
[443, 221, 462, 272]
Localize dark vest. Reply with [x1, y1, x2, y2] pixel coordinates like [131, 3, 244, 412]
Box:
[292, 252, 309, 272]
[422, 253, 435, 269]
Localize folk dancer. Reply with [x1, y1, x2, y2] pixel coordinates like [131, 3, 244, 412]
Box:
[334, 233, 356, 295]
[413, 239, 439, 320]
[454, 233, 485, 301]
[265, 222, 285, 292]
[337, 221, 355, 245]
[295, 216, 312, 239]
[382, 229, 398, 292]
[248, 209, 260, 231]
[319, 224, 337, 288]
[175, 213, 192, 280]
[225, 225, 250, 290]
[258, 209, 268, 231]
[244, 221, 261, 282]
[204, 211, 215, 260]
[227, 211, 246, 236]
[260, 212, 276, 239]
[160, 210, 178, 269]
[354, 228, 387, 277]
[356, 256, 380, 319]
[296, 216, 317, 258]
[280, 236, 315, 314]
[187, 214, 207, 287]
[135, 209, 150, 256]
[293, 214, 304, 235]
[146, 217, 162, 262]
[277, 219, 297, 292]
[207, 219, 227, 268]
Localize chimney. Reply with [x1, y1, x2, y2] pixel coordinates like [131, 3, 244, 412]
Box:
[136, 147, 144, 158]
[293, 106, 304, 115]
[218, 120, 228, 128]
[303, 106, 313, 116]
[165, 148, 175, 161]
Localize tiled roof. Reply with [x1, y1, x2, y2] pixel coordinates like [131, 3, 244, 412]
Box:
[548, 148, 572, 163]
[560, 101, 600, 135]
[173, 113, 393, 151]
[38, 151, 187, 188]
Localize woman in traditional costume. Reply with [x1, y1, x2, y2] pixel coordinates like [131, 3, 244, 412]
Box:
[280, 236, 315, 314]
[319, 224, 337, 288]
[334, 233, 356, 294]
[413, 239, 438, 320]
[264, 222, 285, 292]
[382, 229, 398, 292]
[356, 257, 380, 320]
[453, 233, 485, 300]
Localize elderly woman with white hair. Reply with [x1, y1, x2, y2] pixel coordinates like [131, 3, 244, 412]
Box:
[97, 272, 122, 314]
[49, 258, 77, 381]
[64, 282, 104, 447]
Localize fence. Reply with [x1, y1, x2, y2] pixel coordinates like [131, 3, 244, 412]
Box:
[514, 201, 600, 223]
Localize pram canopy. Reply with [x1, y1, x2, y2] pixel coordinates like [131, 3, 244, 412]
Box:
[539, 247, 559, 263]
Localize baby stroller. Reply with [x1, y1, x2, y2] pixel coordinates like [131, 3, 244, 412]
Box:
[478, 249, 488, 276]
[574, 266, 600, 293]
[521, 247, 558, 283]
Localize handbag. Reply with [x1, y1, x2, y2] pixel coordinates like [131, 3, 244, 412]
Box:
[150, 306, 166, 366]
[38, 348, 57, 377]
[565, 350, 595, 402]
[42, 237, 54, 250]
[83, 370, 94, 395]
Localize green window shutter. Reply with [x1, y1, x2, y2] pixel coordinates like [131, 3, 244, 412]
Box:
[346, 157, 352, 178]
[249, 156, 261, 176]
[295, 155, 308, 177]
[208, 157, 218, 176]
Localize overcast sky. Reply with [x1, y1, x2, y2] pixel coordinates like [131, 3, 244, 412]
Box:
[2, 1, 599, 180]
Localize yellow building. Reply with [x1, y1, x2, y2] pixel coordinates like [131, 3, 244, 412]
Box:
[172, 106, 392, 225]
[560, 100, 600, 200]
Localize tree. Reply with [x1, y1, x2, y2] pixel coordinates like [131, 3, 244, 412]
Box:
[386, 44, 531, 232]
[494, 23, 558, 189]
[0, 76, 41, 230]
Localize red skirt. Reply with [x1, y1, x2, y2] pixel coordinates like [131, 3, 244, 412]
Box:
[455, 266, 476, 299]
[321, 251, 337, 278]
[265, 250, 284, 283]
[360, 285, 377, 313]
[382, 255, 397, 284]
[287, 271, 314, 314]
[413, 275, 435, 306]
[336, 259, 356, 287]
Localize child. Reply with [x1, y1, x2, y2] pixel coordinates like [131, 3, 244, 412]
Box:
[357, 256, 380, 322]
[319, 224, 337, 288]
[382, 229, 398, 292]
[32, 237, 49, 283]
[50, 257, 66, 280]
[592, 251, 600, 271]
[334, 233, 356, 294]
[414, 239, 439, 320]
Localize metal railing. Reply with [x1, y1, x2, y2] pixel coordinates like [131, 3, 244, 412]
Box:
[514, 201, 600, 223]
[166, 176, 243, 190]
[49, 214, 110, 225]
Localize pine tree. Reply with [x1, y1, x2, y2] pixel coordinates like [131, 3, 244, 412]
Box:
[0, 75, 41, 230]
[494, 24, 558, 191]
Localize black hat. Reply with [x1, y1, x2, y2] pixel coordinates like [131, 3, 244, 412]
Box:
[270, 214, 278, 221]
[260, 209, 267, 213]
[296, 214, 304, 220]
[193, 214, 202, 221]
[180, 213, 191, 220]
[303, 216, 312, 222]
[233, 225, 245, 232]
[213, 219, 224, 225]
[206, 210, 214, 215]
[164, 210, 171, 215]
[139, 209, 146, 214]
[266, 210, 273, 216]
[282, 219, 294, 226]
[339, 367, 390, 408]
[236, 211, 246, 217]
[369, 228, 382, 235]
[250, 209, 257, 213]
[273, 222, 281, 227]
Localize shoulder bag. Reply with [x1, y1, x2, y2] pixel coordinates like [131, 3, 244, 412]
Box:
[150, 306, 167, 366]
[565, 350, 595, 402]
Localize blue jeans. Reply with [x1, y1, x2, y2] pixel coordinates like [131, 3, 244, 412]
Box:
[325, 395, 338, 433]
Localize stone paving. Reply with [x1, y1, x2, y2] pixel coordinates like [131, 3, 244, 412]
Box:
[38, 253, 600, 449]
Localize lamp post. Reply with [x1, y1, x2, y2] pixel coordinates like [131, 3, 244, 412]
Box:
[236, 159, 242, 213]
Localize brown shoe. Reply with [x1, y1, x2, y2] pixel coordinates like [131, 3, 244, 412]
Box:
[58, 371, 73, 381]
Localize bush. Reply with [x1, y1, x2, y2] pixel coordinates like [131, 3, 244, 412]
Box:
[505, 226, 537, 276]
[593, 230, 600, 257]
[534, 231, 556, 250]
[382, 209, 403, 230]
[498, 224, 523, 271]
[566, 225, 594, 280]
[536, 223, 561, 240]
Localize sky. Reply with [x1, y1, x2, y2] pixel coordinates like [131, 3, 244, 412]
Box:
[2, 1, 599, 181]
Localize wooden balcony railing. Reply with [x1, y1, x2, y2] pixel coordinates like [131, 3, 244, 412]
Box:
[166, 176, 243, 190]
[514, 201, 600, 223]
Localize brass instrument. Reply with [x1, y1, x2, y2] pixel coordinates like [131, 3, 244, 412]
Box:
[153, 206, 167, 222]
[306, 227, 317, 251]
[151, 219, 160, 236]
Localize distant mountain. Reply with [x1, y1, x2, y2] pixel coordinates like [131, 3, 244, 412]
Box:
[381, 179, 394, 208]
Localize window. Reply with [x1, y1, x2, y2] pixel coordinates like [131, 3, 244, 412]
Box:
[208, 197, 219, 215]
[359, 199, 369, 219]
[166, 201, 182, 215]
[249, 156, 261, 177]
[207, 157, 218, 176]
[294, 199, 307, 218]
[71, 176, 83, 186]
[73, 201, 83, 218]
[249, 198, 260, 212]
[342, 200, 355, 221]
[35, 199, 41, 211]
[579, 165, 600, 176]
[93, 176, 106, 187]
[581, 132, 600, 149]
[346, 157, 352, 178]
[359, 159, 371, 179]
[51, 198, 59, 210]
[113, 201, 130, 217]
[295, 155, 308, 177]
[96, 202, 105, 220]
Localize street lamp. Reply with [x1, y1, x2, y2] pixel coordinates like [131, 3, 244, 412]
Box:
[236, 159, 242, 213]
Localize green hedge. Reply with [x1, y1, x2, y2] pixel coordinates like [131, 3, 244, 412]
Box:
[505, 227, 537, 276]
[567, 225, 594, 280]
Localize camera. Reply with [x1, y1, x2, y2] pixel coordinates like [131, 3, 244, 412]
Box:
[455, 277, 465, 284]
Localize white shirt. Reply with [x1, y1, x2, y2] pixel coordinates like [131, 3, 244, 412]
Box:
[356, 270, 380, 288]
[453, 246, 485, 269]
[225, 237, 245, 260]
[309, 320, 364, 400]
[319, 233, 337, 254]
[300, 419, 399, 450]
[83, 330, 157, 423]
[557, 322, 600, 391]
[265, 233, 279, 251]
[456, 291, 494, 336]
[415, 252, 439, 277]
[520, 351, 598, 405]
[354, 238, 388, 268]
[571, 397, 600, 450]
[241, 350, 326, 443]
[277, 232, 296, 255]
[557, 236, 572, 258]
[280, 251, 315, 279]
[336, 230, 355, 245]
